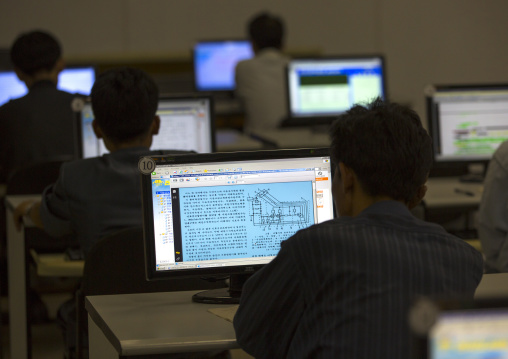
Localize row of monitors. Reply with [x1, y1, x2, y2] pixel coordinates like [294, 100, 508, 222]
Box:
[1, 54, 508, 166]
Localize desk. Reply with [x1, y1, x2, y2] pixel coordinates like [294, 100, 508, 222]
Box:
[30, 250, 83, 277]
[216, 129, 266, 152]
[251, 128, 330, 149]
[86, 291, 239, 358]
[424, 177, 483, 210]
[474, 273, 508, 300]
[5, 195, 84, 359]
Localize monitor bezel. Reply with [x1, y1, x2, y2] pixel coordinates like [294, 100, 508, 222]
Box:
[282, 54, 387, 127]
[426, 83, 508, 177]
[192, 39, 254, 93]
[141, 147, 332, 281]
[77, 93, 217, 158]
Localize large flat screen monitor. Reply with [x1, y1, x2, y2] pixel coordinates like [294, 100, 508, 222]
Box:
[193, 40, 254, 92]
[284, 55, 386, 126]
[141, 148, 334, 303]
[427, 84, 508, 163]
[79, 95, 216, 158]
[0, 66, 95, 106]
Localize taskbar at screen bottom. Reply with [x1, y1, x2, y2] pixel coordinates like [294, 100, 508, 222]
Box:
[156, 257, 275, 271]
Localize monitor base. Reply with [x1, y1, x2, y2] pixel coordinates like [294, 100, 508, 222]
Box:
[192, 288, 240, 304]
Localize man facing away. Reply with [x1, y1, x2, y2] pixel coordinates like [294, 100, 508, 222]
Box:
[235, 12, 290, 134]
[14, 67, 229, 359]
[0, 30, 80, 182]
[478, 139, 508, 273]
[233, 98, 484, 358]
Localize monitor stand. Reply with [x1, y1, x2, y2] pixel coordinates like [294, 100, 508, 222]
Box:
[192, 273, 252, 304]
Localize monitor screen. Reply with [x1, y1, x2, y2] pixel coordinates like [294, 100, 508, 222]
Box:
[0, 66, 95, 106]
[193, 40, 254, 92]
[427, 84, 508, 164]
[430, 308, 508, 358]
[285, 55, 386, 125]
[79, 95, 216, 158]
[141, 148, 334, 302]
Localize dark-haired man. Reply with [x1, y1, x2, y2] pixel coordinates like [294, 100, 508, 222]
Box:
[235, 12, 289, 133]
[14, 67, 167, 255]
[234, 99, 483, 358]
[0, 30, 79, 182]
[14, 67, 228, 359]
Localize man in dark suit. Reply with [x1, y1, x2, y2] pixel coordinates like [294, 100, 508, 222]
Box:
[233, 98, 484, 358]
[0, 30, 80, 182]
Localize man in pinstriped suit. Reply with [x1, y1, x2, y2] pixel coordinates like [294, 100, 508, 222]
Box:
[234, 98, 483, 359]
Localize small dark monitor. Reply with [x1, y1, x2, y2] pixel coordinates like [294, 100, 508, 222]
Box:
[193, 40, 254, 92]
[79, 95, 216, 158]
[283, 55, 386, 127]
[426, 84, 508, 178]
[141, 148, 334, 303]
[0, 66, 95, 106]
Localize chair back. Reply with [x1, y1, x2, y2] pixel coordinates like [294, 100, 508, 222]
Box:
[82, 227, 226, 296]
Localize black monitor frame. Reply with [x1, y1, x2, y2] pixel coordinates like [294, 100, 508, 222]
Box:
[282, 54, 387, 127]
[141, 148, 333, 302]
[192, 39, 254, 93]
[426, 83, 508, 178]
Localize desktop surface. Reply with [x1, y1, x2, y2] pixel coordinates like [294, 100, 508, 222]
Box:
[86, 291, 239, 356]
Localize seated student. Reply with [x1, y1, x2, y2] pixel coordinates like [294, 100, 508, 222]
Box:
[0, 30, 80, 182]
[233, 99, 484, 359]
[14, 67, 229, 359]
[13, 67, 171, 256]
[235, 12, 290, 134]
[478, 140, 508, 273]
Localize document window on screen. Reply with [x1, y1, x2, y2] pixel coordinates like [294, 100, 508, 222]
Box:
[287, 57, 385, 118]
[432, 89, 508, 162]
[430, 309, 508, 359]
[149, 155, 333, 271]
[79, 96, 214, 158]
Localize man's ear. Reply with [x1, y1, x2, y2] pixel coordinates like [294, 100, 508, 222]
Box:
[53, 58, 65, 74]
[408, 184, 427, 209]
[338, 162, 354, 193]
[150, 116, 160, 136]
[92, 119, 103, 139]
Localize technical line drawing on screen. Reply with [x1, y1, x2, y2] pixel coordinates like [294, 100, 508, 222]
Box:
[248, 188, 310, 230]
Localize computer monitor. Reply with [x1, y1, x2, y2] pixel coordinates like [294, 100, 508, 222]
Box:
[426, 84, 508, 178]
[0, 66, 95, 106]
[193, 40, 254, 92]
[79, 95, 216, 158]
[284, 55, 386, 126]
[141, 148, 334, 303]
[411, 298, 508, 359]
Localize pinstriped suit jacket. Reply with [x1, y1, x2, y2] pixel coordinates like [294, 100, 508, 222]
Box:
[234, 200, 483, 359]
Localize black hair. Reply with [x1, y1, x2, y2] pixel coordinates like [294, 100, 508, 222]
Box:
[248, 12, 285, 50]
[10, 30, 61, 76]
[91, 67, 159, 143]
[330, 98, 433, 203]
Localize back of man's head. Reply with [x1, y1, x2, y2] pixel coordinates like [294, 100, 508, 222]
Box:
[248, 12, 285, 50]
[330, 98, 433, 203]
[10, 30, 61, 76]
[91, 67, 159, 143]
